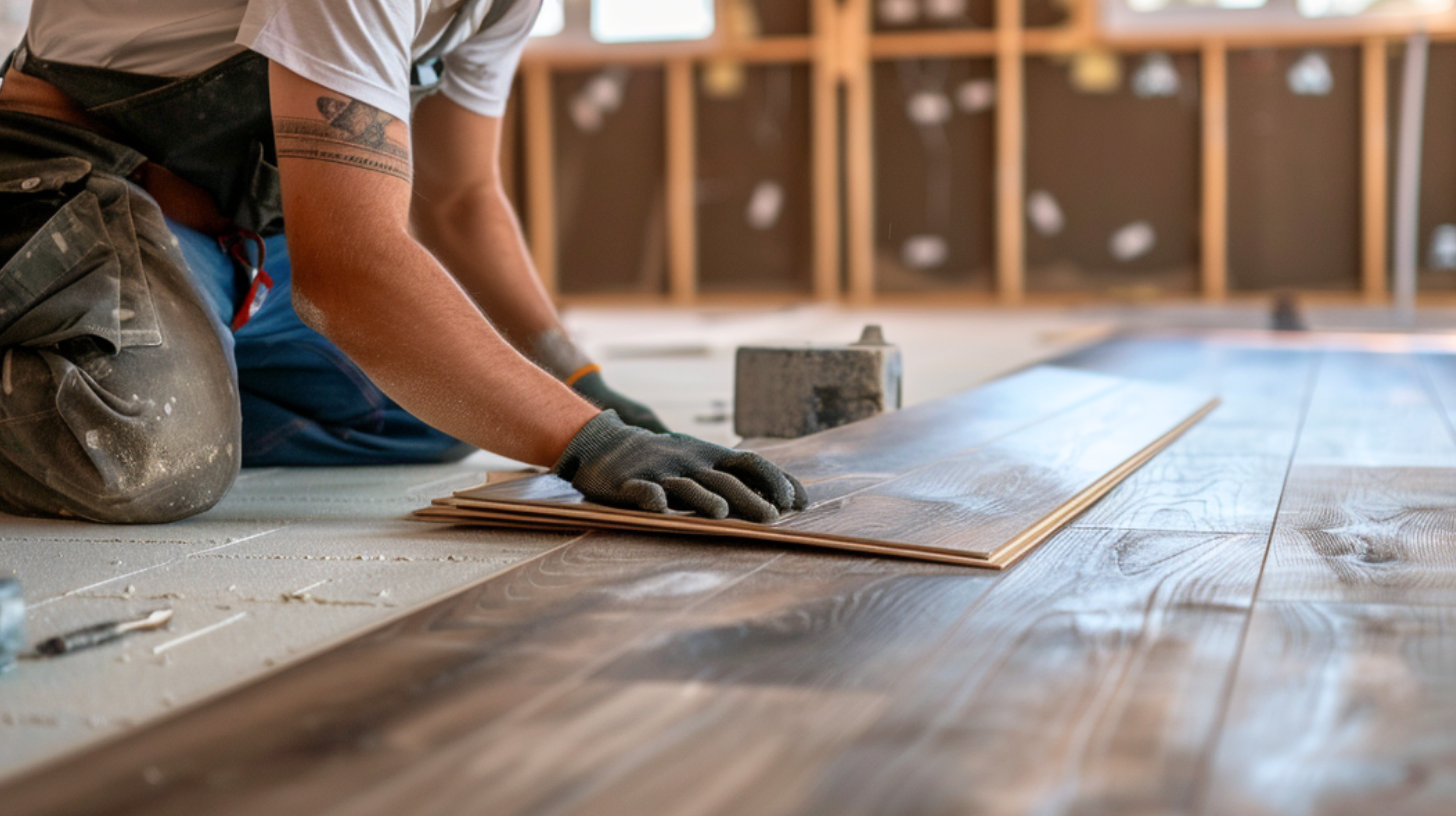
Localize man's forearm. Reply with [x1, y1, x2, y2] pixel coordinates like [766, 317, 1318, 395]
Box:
[291, 222, 598, 466]
[412, 178, 563, 357]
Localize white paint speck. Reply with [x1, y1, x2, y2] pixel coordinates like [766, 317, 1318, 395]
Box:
[51, 232, 68, 254]
[163, 403, 172, 415]
[84, 430, 100, 449]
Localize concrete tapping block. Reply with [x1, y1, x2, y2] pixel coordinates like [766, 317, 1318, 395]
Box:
[734, 325, 903, 439]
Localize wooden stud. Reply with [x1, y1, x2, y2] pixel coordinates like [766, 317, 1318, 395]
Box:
[1201, 41, 1229, 301]
[812, 0, 842, 301]
[1362, 37, 1390, 303]
[666, 58, 698, 305]
[996, 0, 1026, 303]
[844, 0, 876, 305]
[522, 63, 558, 298]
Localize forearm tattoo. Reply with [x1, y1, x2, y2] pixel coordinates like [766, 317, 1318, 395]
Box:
[274, 96, 412, 182]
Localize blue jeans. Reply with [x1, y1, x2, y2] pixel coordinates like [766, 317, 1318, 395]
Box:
[170, 221, 473, 468]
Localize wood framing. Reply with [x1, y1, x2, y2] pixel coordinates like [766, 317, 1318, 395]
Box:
[1201, 41, 1228, 301]
[1362, 37, 1390, 303]
[844, 0, 876, 305]
[996, 0, 1026, 303]
[812, 0, 843, 301]
[507, 3, 1435, 307]
[522, 62, 558, 297]
[666, 58, 698, 305]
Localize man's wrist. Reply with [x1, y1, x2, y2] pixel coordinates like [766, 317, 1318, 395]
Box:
[530, 327, 593, 382]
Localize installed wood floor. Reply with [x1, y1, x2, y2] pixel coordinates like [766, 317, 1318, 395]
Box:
[5, 332, 1456, 816]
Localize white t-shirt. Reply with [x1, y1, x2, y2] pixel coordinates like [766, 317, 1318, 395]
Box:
[24, 0, 541, 121]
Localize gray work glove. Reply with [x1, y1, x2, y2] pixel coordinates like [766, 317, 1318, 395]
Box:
[554, 410, 807, 523]
[571, 371, 669, 434]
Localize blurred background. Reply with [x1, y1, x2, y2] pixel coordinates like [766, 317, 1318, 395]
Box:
[7, 0, 1456, 311]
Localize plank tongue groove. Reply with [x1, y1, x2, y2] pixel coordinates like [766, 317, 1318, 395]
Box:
[428, 367, 1218, 566]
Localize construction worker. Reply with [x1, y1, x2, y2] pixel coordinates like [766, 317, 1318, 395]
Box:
[0, 0, 806, 524]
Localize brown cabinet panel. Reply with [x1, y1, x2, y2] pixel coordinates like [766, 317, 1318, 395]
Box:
[553, 68, 668, 296]
[696, 65, 815, 294]
[1228, 48, 1361, 292]
[1024, 53, 1201, 296]
[873, 58, 996, 293]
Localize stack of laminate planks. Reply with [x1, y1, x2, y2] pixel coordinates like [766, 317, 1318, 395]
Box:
[417, 366, 1218, 568]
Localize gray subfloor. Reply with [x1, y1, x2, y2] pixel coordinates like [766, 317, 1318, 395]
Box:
[3, 301, 1452, 781]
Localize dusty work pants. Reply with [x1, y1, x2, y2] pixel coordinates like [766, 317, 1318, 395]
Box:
[0, 112, 471, 524]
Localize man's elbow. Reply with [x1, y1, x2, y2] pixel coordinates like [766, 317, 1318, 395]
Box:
[289, 277, 333, 336]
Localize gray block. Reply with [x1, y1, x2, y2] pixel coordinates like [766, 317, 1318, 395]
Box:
[734, 325, 902, 439]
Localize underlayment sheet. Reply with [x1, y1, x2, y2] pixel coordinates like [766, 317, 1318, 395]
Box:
[418, 366, 1218, 568]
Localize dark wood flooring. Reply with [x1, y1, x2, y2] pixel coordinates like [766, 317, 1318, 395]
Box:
[5, 332, 1456, 816]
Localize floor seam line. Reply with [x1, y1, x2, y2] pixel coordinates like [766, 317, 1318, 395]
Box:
[1188, 350, 1322, 814]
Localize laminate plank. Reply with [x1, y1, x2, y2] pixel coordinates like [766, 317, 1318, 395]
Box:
[1069, 453, 1290, 534]
[311, 556, 1006, 816]
[782, 529, 1267, 816]
[353, 529, 1268, 816]
[1204, 601, 1456, 816]
[44, 529, 1266, 816]
[1160, 419, 1301, 458]
[1055, 338, 1316, 427]
[443, 376, 1215, 563]
[1290, 350, 1456, 466]
[1259, 465, 1456, 605]
[777, 387, 1213, 555]
[0, 533, 796, 816]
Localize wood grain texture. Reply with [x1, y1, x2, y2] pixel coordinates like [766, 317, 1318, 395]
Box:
[1069, 453, 1290, 534]
[1259, 465, 1456, 605]
[1204, 601, 1456, 816]
[788, 529, 1267, 816]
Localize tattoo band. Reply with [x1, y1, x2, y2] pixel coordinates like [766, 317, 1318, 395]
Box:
[274, 96, 411, 183]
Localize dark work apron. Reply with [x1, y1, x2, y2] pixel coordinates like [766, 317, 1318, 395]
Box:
[5, 0, 525, 237]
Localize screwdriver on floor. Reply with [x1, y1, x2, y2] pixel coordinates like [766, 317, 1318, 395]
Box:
[35, 609, 174, 656]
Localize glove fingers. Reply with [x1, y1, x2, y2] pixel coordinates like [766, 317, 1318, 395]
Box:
[662, 477, 729, 519]
[615, 478, 670, 514]
[692, 469, 780, 524]
[715, 452, 804, 512]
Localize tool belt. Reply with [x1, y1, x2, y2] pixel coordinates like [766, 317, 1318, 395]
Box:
[6, 45, 280, 237]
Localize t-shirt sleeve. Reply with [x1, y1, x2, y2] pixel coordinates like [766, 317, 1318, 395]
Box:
[236, 0, 416, 122]
[437, 0, 542, 118]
